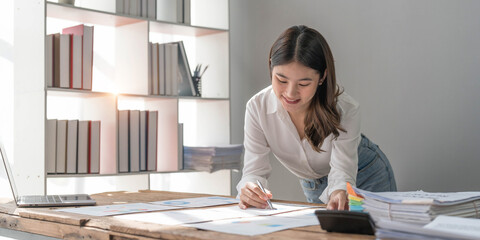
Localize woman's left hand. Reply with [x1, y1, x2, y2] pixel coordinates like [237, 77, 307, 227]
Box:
[326, 189, 348, 210]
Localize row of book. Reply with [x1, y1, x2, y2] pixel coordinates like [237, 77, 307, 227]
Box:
[118, 110, 158, 172]
[46, 24, 94, 90]
[183, 144, 243, 173]
[149, 41, 197, 96]
[46, 119, 101, 174]
[116, 0, 156, 19]
[116, 0, 191, 24]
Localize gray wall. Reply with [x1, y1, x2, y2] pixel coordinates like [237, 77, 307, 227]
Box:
[230, 0, 480, 201]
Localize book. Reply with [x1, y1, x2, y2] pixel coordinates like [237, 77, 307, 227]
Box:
[165, 43, 172, 95]
[176, 0, 183, 23]
[156, 0, 177, 22]
[141, 0, 147, 17]
[147, 0, 156, 19]
[151, 43, 159, 95]
[77, 120, 89, 174]
[116, 0, 124, 14]
[178, 123, 183, 170]
[147, 111, 157, 171]
[59, 34, 70, 88]
[45, 119, 57, 174]
[183, 0, 191, 24]
[66, 120, 78, 174]
[62, 24, 94, 90]
[90, 121, 101, 174]
[118, 110, 129, 173]
[140, 111, 147, 171]
[177, 41, 196, 96]
[53, 33, 60, 87]
[129, 110, 140, 172]
[55, 120, 67, 173]
[148, 42, 152, 94]
[71, 35, 82, 89]
[158, 43, 166, 95]
[45, 34, 54, 88]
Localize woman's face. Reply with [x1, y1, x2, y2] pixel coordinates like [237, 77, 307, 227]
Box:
[271, 61, 321, 116]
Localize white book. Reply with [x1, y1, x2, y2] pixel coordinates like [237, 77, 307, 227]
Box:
[148, 42, 152, 94]
[158, 43, 166, 95]
[55, 120, 67, 173]
[71, 35, 82, 89]
[147, 111, 157, 171]
[165, 43, 172, 95]
[90, 121, 101, 174]
[118, 110, 129, 173]
[83, 25, 94, 90]
[45, 34, 54, 88]
[59, 34, 70, 88]
[151, 43, 159, 95]
[46, 119, 57, 174]
[147, 0, 156, 19]
[140, 111, 147, 171]
[77, 120, 89, 174]
[53, 33, 61, 87]
[129, 110, 140, 172]
[170, 43, 178, 96]
[66, 120, 78, 174]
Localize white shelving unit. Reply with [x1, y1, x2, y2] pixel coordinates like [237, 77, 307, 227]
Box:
[9, 0, 231, 196]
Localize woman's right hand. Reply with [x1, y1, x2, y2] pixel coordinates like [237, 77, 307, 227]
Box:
[238, 181, 273, 209]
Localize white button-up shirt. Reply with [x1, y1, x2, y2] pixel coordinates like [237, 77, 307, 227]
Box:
[236, 85, 361, 203]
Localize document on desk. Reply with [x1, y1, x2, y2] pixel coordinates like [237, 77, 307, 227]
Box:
[354, 187, 480, 205]
[376, 215, 480, 240]
[149, 196, 239, 208]
[56, 203, 182, 216]
[114, 203, 317, 226]
[187, 208, 321, 236]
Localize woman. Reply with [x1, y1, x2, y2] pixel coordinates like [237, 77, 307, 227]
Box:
[237, 25, 397, 210]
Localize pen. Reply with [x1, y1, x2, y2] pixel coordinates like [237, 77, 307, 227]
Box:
[256, 180, 275, 210]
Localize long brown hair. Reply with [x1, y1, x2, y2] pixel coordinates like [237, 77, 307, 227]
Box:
[269, 25, 345, 152]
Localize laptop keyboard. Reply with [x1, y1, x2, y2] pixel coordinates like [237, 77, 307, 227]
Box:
[21, 195, 63, 203]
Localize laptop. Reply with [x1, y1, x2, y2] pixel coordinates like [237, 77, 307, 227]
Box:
[0, 144, 96, 207]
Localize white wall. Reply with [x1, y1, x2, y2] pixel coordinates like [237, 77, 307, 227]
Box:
[230, 0, 480, 201]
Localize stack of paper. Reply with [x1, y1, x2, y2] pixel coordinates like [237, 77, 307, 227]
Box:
[347, 182, 364, 212]
[183, 144, 243, 173]
[375, 215, 480, 240]
[352, 187, 480, 225]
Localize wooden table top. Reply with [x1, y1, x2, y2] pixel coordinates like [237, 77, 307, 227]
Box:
[0, 190, 375, 240]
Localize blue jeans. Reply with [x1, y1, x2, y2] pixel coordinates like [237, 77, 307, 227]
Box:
[299, 134, 397, 203]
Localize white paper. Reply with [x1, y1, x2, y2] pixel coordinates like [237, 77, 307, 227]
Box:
[114, 203, 315, 226]
[354, 187, 480, 205]
[149, 196, 239, 208]
[56, 203, 182, 216]
[424, 215, 480, 238]
[186, 215, 319, 236]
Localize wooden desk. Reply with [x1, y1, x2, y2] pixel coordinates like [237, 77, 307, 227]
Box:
[0, 190, 374, 239]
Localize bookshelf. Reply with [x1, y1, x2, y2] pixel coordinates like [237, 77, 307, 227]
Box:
[14, 0, 231, 196]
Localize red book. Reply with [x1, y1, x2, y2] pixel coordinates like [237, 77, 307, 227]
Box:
[62, 24, 94, 90]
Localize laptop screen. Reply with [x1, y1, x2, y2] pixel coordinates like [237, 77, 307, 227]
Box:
[0, 144, 20, 203]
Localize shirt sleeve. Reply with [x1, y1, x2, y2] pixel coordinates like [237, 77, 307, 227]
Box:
[319, 100, 361, 203]
[236, 99, 272, 198]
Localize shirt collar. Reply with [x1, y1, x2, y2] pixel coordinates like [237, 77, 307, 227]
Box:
[266, 86, 281, 114]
